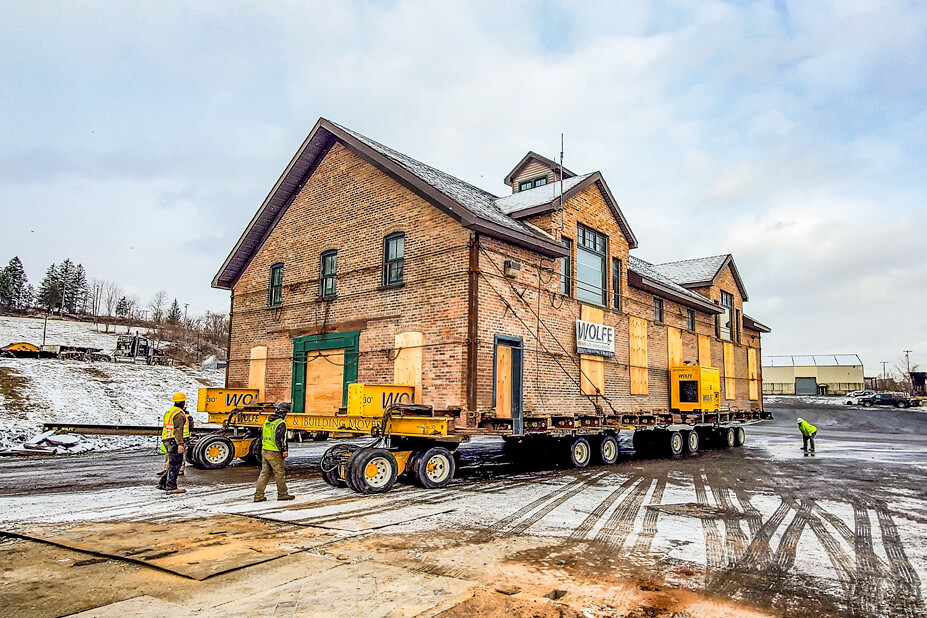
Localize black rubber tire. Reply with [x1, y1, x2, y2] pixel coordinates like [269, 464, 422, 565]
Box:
[349, 448, 398, 494]
[312, 431, 330, 441]
[187, 439, 208, 469]
[242, 435, 262, 465]
[895, 401, 903, 408]
[321, 465, 346, 488]
[684, 430, 699, 454]
[184, 439, 199, 465]
[718, 427, 736, 448]
[566, 437, 592, 468]
[632, 431, 651, 457]
[862, 401, 872, 408]
[734, 427, 746, 446]
[414, 446, 456, 489]
[666, 431, 684, 456]
[197, 435, 236, 469]
[597, 435, 619, 465]
[902, 402, 911, 408]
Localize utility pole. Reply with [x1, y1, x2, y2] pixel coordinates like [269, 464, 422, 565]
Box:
[904, 350, 913, 392]
[881, 361, 888, 390]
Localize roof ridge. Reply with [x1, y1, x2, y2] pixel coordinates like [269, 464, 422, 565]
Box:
[654, 254, 730, 267]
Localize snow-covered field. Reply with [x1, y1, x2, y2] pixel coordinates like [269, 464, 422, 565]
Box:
[0, 316, 224, 450]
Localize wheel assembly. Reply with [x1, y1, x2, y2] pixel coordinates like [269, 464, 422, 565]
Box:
[566, 437, 592, 468]
[632, 430, 651, 457]
[734, 427, 746, 446]
[684, 430, 699, 454]
[717, 427, 736, 448]
[413, 446, 456, 489]
[242, 434, 262, 465]
[597, 435, 619, 465]
[319, 444, 356, 488]
[666, 431, 684, 456]
[196, 435, 236, 469]
[349, 447, 398, 494]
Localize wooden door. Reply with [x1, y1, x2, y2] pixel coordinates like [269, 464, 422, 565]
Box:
[304, 348, 345, 415]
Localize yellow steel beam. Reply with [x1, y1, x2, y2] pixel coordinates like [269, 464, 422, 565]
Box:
[211, 410, 451, 438]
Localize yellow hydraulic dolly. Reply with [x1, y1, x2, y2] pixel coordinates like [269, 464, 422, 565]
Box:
[195, 384, 458, 494]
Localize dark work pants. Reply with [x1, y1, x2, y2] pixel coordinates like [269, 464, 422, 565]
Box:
[159, 439, 183, 489]
[802, 431, 817, 451]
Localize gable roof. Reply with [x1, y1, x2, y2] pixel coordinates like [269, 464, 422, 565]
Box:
[504, 151, 575, 187]
[651, 254, 749, 301]
[743, 314, 771, 333]
[628, 256, 722, 314]
[494, 172, 639, 249]
[213, 118, 568, 289]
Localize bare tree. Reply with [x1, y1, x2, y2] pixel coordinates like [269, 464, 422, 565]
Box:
[147, 290, 167, 325]
[102, 280, 122, 333]
[124, 294, 140, 320]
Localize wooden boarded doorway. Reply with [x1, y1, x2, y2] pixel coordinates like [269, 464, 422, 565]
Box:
[494, 335, 523, 434]
[292, 331, 359, 414]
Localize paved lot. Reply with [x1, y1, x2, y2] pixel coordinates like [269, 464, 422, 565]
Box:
[1, 401, 925, 617]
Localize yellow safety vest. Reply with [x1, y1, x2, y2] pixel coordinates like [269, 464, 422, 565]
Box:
[161, 406, 185, 440]
[262, 418, 285, 452]
[798, 420, 817, 437]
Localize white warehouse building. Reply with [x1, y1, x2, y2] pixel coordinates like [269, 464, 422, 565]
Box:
[762, 354, 865, 396]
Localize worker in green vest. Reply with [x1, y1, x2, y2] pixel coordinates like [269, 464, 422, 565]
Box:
[254, 402, 295, 502]
[797, 417, 817, 452]
[157, 393, 188, 494]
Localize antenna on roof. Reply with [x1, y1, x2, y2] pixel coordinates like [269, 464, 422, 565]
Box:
[555, 133, 565, 233]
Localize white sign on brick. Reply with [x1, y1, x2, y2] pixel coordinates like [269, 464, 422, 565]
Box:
[576, 319, 615, 357]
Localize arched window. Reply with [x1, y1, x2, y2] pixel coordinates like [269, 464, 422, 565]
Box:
[268, 263, 284, 306]
[383, 232, 404, 286]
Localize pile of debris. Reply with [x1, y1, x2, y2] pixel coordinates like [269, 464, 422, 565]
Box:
[1, 430, 93, 456]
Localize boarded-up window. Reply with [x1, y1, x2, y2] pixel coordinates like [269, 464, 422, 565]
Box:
[580, 305, 606, 396]
[248, 346, 267, 403]
[748, 347, 758, 401]
[667, 327, 682, 369]
[630, 316, 648, 395]
[724, 341, 735, 400]
[393, 331, 423, 403]
[495, 345, 513, 416]
[698, 334, 711, 367]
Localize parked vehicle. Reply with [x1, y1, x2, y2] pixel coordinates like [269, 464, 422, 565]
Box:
[848, 390, 875, 398]
[858, 392, 921, 408]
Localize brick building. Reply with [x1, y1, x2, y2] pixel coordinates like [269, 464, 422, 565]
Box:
[213, 118, 770, 431]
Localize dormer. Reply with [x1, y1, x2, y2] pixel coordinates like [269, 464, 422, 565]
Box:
[504, 151, 576, 193]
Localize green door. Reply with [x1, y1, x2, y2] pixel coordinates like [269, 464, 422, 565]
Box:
[292, 330, 359, 414]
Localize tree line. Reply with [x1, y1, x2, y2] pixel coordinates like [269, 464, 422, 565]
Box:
[1, 255, 229, 363]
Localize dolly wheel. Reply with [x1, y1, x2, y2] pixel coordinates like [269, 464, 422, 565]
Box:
[349, 448, 398, 494]
[719, 427, 736, 448]
[734, 427, 746, 447]
[567, 437, 592, 468]
[667, 431, 684, 456]
[320, 445, 347, 488]
[632, 431, 651, 457]
[684, 430, 700, 454]
[598, 435, 619, 465]
[197, 436, 236, 469]
[242, 435, 262, 465]
[414, 447, 456, 489]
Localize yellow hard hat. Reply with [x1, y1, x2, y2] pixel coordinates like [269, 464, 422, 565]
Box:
[171, 392, 187, 403]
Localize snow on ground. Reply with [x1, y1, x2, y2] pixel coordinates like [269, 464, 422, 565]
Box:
[0, 315, 134, 351]
[765, 393, 925, 409]
[0, 316, 224, 450]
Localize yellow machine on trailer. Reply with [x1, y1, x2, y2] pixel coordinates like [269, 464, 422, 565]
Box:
[192, 383, 457, 494]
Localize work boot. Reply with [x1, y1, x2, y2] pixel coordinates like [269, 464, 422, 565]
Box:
[253, 496, 267, 502]
[167, 488, 186, 494]
[156, 484, 166, 490]
[277, 494, 296, 501]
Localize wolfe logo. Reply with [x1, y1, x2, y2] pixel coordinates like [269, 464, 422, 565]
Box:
[382, 391, 411, 409]
[226, 392, 255, 407]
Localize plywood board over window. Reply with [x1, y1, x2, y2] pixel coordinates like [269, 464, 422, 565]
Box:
[667, 327, 682, 369]
[248, 346, 267, 403]
[495, 345, 513, 416]
[629, 316, 648, 395]
[393, 331, 424, 403]
[748, 347, 759, 401]
[724, 341, 736, 400]
[580, 305, 606, 396]
[698, 335, 711, 367]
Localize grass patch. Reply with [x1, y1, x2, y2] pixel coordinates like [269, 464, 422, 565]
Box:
[0, 366, 30, 418]
[82, 366, 109, 380]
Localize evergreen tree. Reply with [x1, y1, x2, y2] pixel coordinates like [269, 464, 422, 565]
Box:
[166, 298, 182, 325]
[0, 256, 28, 309]
[65, 264, 89, 314]
[21, 284, 35, 309]
[116, 296, 128, 318]
[37, 263, 63, 312]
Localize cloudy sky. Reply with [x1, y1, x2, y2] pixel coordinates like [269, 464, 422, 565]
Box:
[2, 1, 925, 375]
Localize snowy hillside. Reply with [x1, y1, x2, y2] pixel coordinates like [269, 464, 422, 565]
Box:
[0, 316, 225, 450]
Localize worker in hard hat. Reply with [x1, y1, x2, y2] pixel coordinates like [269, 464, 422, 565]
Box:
[254, 402, 295, 502]
[159, 406, 193, 477]
[796, 417, 817, 453]
[157, 392, 188, 494]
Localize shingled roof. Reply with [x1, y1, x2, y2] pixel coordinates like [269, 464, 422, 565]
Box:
[651, 254, 748, 301]
[628, 256, 722, 314]
[213, 118, 568, 289]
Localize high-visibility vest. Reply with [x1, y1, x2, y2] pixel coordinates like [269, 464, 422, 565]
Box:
[262, 418, 285, 451]
[798, 420, 817, 437]
[161, 406, 184, 440]
[158, 413, 189, 452]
